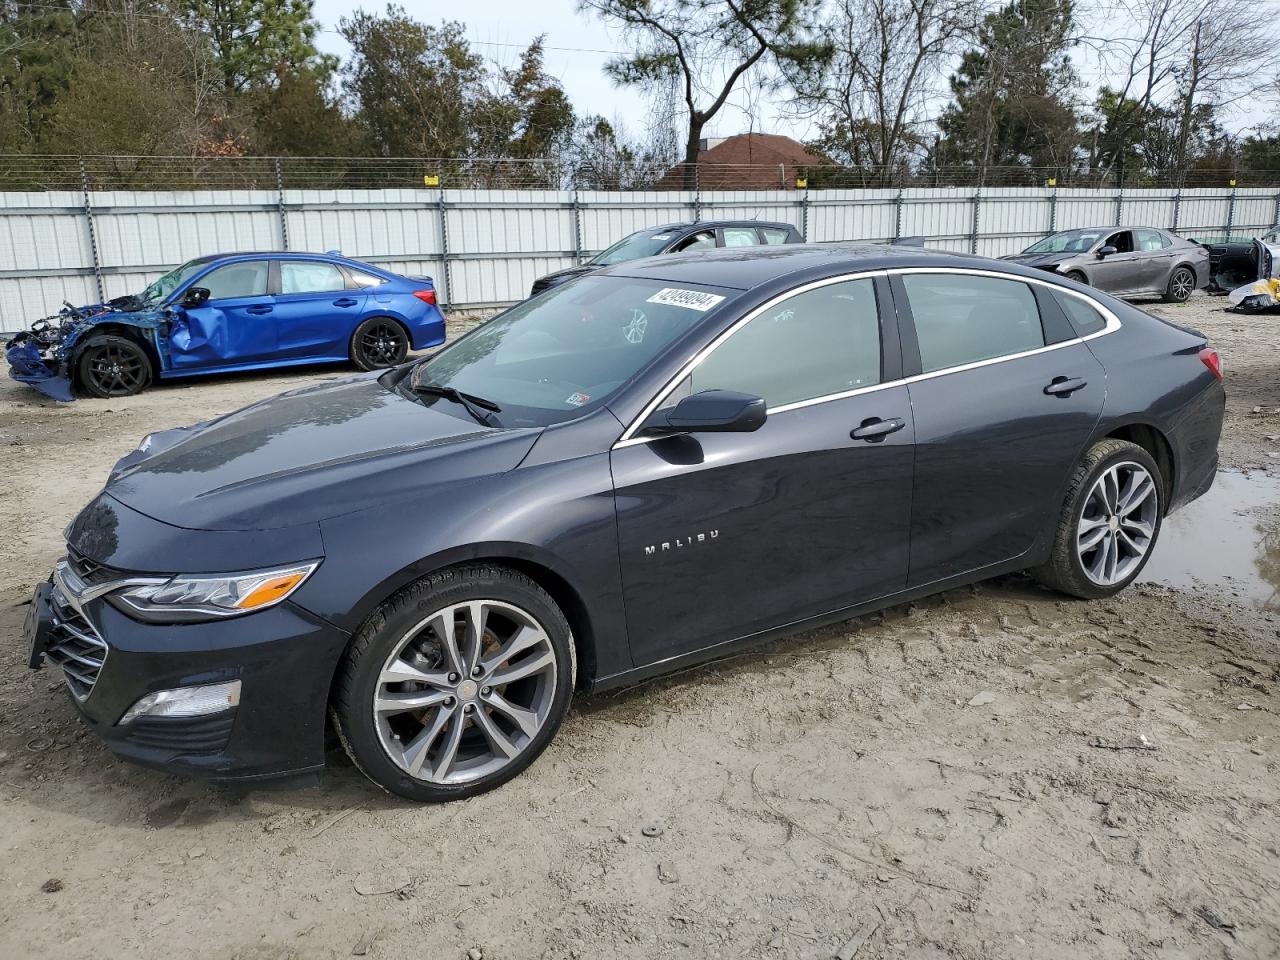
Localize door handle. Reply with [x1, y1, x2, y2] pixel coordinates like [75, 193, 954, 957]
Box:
[850, 417, 906, 442]
[333, 298, 358, 307]
[1044, 376, 1087, 397]
[247, 304, 273, 315]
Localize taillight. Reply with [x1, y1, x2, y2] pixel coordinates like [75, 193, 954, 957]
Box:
[1198, 346, 1222, 382]
[412, 289, 437, 305]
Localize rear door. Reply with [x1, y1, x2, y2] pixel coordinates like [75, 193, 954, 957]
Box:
[892, 270, 1105, 587]
[274, 259, 367, 359]
[1134, 229, 1175, 293]
[167, 259, 275, 369]
[611, 275, 914, 665]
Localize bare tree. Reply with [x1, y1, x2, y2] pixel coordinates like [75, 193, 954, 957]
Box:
[580, 0, 829, 187]
[785, 0, 979, 181]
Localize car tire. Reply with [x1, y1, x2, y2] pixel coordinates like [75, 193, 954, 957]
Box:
[350, 317, 410, 371]
[1030, 438, 1164, 600]
[1065, 270, 1089, 286]
[1163, 266, 1195, 303]
[75, 334, 153, 398]
[331, 564, 575, 802]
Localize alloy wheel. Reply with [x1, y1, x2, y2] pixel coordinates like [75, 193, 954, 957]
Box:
[1170, 268, 1194, 301]
[358, 321, 408, 367]
[1077, 461, 1159, 586]
[84, 344, 147, 396]
[373, 600, 559, 785]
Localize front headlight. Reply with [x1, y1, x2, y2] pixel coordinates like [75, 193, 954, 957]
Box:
[111, 562, 320, 623]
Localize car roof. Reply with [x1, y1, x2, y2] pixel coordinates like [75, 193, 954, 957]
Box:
[634, 220, 798, 234]
[598, 242, 1000, 290]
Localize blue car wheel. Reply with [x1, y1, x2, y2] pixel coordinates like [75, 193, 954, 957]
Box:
[351, 317, 410, 371]
[76, 335, 153, 398]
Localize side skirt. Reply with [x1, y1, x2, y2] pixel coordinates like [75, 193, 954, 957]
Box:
[587, 550, 1043, 695]
[158, 356, 352, 379]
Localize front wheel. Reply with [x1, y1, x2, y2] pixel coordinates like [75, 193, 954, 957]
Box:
[75, 335, 152, 398]
[1065, 270, 1089, 286]
[332, 565, 575, 802]
[1163, 266, 1195, 303]
[1030, 439, 1163, 599]
[350, 317, 409, 371]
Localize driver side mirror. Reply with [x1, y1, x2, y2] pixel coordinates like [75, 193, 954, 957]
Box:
[1096, 245, 1118, 259]
[180, 286, 210, 308]
[642, 389, 767, 436]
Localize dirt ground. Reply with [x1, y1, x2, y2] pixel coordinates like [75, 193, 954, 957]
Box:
[1, 296, 1278, 960]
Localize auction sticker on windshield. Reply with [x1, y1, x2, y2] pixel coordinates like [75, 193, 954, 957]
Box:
[646, 288, 726, 311]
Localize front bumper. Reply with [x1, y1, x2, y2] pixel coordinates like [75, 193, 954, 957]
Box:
[5, 338, 74, 401]
[28, 575, 350, 781]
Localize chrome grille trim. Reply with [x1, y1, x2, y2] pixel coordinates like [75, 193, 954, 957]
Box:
[45, 584, 109, 701]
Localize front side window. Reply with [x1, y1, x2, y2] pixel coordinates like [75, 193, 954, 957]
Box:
[197, 260, 269, 301]
[409, 276, 733, 427]
[902, 274, 1045, 374]
[721, 227, 759, 248]
[141, 259, 211, 305]
[280, 261, 346, 294]
[1105, 230, 1134, 253]
[684, 278, 881, 408]
[671, 230, 716, 252]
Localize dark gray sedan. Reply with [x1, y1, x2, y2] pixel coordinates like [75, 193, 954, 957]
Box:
[1002, 226, 1209, 302]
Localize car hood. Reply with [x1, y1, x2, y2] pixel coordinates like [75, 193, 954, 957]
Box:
[105, 374, 541, 531]
[1000, 252, 1069, 269]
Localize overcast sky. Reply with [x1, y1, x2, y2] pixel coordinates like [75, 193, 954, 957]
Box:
[308, 0, 804, 142]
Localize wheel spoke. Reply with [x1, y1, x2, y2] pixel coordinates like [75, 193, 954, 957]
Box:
[1120, 516, 1153, 539]
[491, 648, 555, 687]
[484, 689, 540, 739]
[431, 710, 467, 781]
[429, 610, 467, 677]
[379, 658, 451, 689]
[1077, 524, 1108, 554]
[462, 601, 488, 675]
[375, 688, 450, 715]
[472, 706, 519, 759]
[1118, 474, 1155, 516]
[401, 703, 454, 776]
[481, 624, 547, 674]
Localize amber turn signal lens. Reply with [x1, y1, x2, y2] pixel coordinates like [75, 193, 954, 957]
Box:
[236, 571, 309, 610]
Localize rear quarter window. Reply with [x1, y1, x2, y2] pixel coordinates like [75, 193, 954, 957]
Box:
[1053, 292, 1107, 336]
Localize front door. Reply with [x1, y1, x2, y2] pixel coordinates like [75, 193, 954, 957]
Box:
[611, 276, 915, 667]
[1092, 229, 1140, 294]
[892, 271, 1105, 586]
[167, 259, 276, 369]
[274, 259, 367, 359]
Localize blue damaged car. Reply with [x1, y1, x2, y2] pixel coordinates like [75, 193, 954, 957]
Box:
[4, 251, 447, 400]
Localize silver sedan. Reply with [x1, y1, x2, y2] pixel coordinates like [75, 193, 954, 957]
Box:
[1002, 226, 1210, 302]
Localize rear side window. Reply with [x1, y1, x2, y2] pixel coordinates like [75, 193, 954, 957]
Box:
[1136, 229, 1170, 251]
[721, 227, 759, 248]
[687, 278, 880, 407]
[199, 261, 268, 300]
[760, 227, 791, 245]
[902, 274, 1045, 373]
[281, 261, 347, 294]
[1054, 292, 1107, 336]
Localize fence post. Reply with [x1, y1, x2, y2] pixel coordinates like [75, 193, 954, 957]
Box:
[1114, 184, 1124, 226]
[970, 188, 981, 254]
[437, 185, 452, 307]
[799, 187, 809, 240]
[1225, 185, 1237, 236]
[693, 163, 702, 223]
[1273, 191, 1280, 229]
[1048, 184, 1058, 234]
[275, 158, 289, 251]
[894, 187, 904, 240]
[571, 188, 583, 264]
[1172, 186, 1182, 234]
[79, 158, 104, 303]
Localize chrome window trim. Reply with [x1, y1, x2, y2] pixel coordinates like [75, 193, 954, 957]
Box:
[614, 265, 1122, 449]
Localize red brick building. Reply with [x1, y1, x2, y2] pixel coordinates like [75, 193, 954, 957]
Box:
[656, 133, 829, 190]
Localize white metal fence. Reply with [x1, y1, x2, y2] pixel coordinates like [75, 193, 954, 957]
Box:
[1, 185, 1277, 334]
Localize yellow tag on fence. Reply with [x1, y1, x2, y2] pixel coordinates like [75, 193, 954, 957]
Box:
[795, 177, 808, 189]
[424, 174, 440, 187]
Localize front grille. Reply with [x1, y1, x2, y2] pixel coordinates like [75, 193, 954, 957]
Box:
[45, 586, 108, 701]
[66, 546, 123, 587]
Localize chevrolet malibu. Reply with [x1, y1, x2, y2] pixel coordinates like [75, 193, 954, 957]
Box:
[25, 245, 1225, 802]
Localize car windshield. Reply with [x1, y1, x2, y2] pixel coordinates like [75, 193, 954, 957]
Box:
[139, 259, 211, 304]
[1023, 229, 1106, 255]
[405, 275, 734, 427]
[589, 229, 678, 266]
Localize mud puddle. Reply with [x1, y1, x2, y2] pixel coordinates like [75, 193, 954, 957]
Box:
[1139, 469, 1280, 610]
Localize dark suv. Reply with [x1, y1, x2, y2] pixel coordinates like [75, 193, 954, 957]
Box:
[529, 220, 803, 295]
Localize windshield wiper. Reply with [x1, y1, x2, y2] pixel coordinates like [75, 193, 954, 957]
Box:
[410, 381, 502, 427]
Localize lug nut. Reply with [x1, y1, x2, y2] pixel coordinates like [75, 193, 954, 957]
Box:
[447, 672, 460, 683]
[443, 696, 455, 707]
[472, 666, 483, 678]
[481, 686, 491, 696]
[463, 703, 474, 713]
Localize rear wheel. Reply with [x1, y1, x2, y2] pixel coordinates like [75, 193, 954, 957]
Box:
[1030, 439, 1163, 599]
[350, 317, 409, 371]
[332, 565, 575, 802]
[75, 335, 152, 398]
[1163, 266, 1195, 303]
